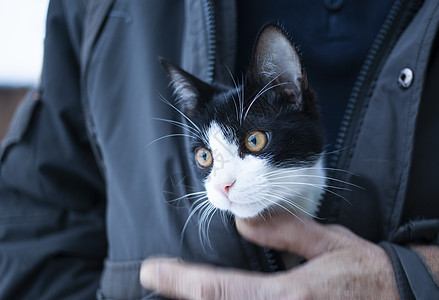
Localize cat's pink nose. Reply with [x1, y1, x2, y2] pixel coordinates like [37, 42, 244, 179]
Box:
[217, 180, 235, 197]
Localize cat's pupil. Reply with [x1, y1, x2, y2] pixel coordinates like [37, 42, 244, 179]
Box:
[202, 151, 208, 161]
[250, 135, 258, 146]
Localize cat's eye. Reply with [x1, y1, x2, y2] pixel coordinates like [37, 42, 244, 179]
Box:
[195, 147, 213, 168]
[245, 131, 268, 152]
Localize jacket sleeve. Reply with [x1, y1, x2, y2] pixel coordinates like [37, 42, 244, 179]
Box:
[0, 0, 107, 298]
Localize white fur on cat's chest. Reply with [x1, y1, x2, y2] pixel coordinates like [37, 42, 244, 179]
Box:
[203, 122, 325, 219]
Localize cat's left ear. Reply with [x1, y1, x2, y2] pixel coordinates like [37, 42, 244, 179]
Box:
[160, 58, 212, 115]
[248, 24, 308, 108]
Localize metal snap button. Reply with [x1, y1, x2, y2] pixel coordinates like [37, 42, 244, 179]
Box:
[324, 0, 344, 11]
[398, 68, 414, 89]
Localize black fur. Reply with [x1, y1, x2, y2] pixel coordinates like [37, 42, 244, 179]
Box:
[162, 24, 323, 181]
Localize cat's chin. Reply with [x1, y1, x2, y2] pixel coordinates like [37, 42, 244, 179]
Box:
[208, 193, 266, 218]
[228, 202, 266, 219]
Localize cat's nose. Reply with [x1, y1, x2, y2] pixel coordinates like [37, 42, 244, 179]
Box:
[217, 180, 236, 197]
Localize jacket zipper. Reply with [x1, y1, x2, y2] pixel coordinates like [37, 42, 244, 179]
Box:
[263, 248, 283, 272]
[203, 0, 216, 83]
[329, 0, 421, 171]
[203, 0, 281, 272]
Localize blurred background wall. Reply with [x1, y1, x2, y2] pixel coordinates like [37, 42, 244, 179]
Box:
[0, 0, 49, 140]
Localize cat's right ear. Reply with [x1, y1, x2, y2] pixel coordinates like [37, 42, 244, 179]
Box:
[160, 58, 211, 114]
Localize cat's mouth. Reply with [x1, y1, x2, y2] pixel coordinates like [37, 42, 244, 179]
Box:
[206, 180, 268, 214]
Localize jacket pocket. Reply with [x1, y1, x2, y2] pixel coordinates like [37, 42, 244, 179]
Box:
[0, 89, 41, 162]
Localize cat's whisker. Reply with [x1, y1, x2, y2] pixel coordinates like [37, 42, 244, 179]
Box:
[263, 165, 361, 189]
[243, 82, 290, 121]
[265, 173, 362, 189]
[146, 133, 198, 147]
[270, 186, 320, 206]
[263, 163, 326, 174]
[180, 198, 211, 246]
[167, 191, 207, 204]
[159, 94, 204, 139]
[154, 117, 201, 134]
[230, 93, 240, 125]
[252, 69, 286, 101]
[183, 197, 209, 227]
[264, 182, 306, 198]
[269, 165, 360, 177]
[260, 192, 319, 219]
[240, 74, 245, 125]
[267, 180, 353, 205]
[219, 210, 230, 229]
[186, 196, 210, 212]
[257, 211, 268, 223]
[243, 69, 288, 121]
[319, 167, 359, 175]
[259, 194, 306, 222]
[198, 202, 217, 250]
[198, 205, 208, 244]
[291, 166, 359, 177]
[262, 166, 315, 176]
[198, 203, 209, 240]
[153, 117, 202, 137]
[271, 181, 352, 191]
[321, 145, 352, 156]
[225, 67, 242, 123]
[269, 183, 352, 206]
[206, 205, 217, 239]
[189, 194, 209, 205]
[320, 187, 353, 206]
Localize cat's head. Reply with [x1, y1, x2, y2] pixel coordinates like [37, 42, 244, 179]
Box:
[162, 24, 325, 218]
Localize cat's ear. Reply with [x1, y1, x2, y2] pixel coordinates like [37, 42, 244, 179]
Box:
[248, 24, 308, 107]
[160, 58, 212, 114]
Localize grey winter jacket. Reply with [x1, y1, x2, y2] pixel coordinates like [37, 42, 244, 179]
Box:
[0, 0, 438, 299]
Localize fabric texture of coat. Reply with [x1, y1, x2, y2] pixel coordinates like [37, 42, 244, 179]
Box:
[0, 0, 438, 299]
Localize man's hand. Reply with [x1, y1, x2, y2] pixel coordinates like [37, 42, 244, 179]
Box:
[140, 214, 399, 299]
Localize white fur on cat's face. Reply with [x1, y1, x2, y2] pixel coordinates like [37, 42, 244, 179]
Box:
[203, 122, 325, 218]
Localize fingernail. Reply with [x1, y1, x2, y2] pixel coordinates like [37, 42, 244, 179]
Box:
[140, 259, 157, 289]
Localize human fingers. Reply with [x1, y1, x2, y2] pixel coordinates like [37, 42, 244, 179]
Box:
[140, 257, 275, 300]
[236, 214, 362, 260]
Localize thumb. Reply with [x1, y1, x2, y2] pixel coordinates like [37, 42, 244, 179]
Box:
[236, 214, 360, 260]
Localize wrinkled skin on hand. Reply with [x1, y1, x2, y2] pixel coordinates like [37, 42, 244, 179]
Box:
[140, 213, 399, 300]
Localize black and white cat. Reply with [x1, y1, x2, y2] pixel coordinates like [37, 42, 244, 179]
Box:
[162, 24, 325, 222]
